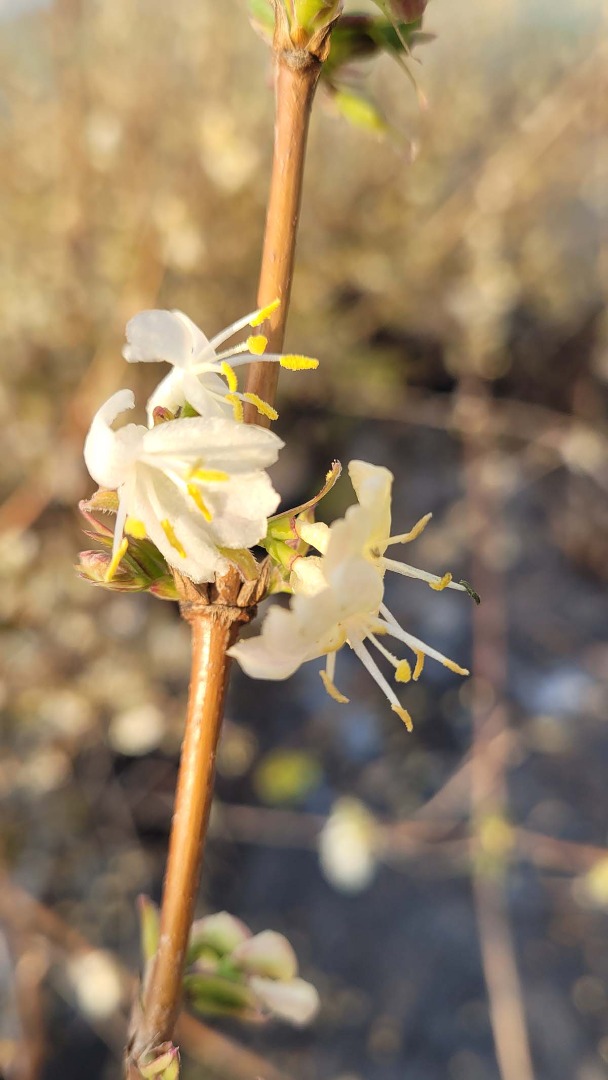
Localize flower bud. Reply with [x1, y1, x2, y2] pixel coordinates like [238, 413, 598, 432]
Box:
[138, 1044, 179, 1080]
[291, 0, 343, 35]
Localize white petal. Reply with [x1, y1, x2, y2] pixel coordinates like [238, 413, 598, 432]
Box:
[146, 368, 231, 424]
[348, 459, 393, 551]
[205, 473, 280, 549]
[141, 416, 283, 472]
[123, 310, 210, 367]
[297, 520, 330, 555]
[290, 556, 327, 596]
[249, 976, 320, 1026]
[83, 389, 143, 490]
[324, 555, 384, 620]
[229, 605, 311, 680]
[180, 371, 233, 418]
[132, 467, 225, 582]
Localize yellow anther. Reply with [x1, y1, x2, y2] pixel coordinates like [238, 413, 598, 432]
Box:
[187, 484, 213, 521]
[104, 537, 129, 582]
[279, 354, 319, 371]
[161, 519, 187, 557]
[226, 393, 243, 422]
[220, 360, 238, 393]
[125, 517, 146, 539]
[389, 512, 432, 546]
[242, 393, 278, 421]
[413, 650, 425, 681]
[189, 468, 229, 484]
[395, 659, 413, 683]
[429, 572, 453, 592]
[320, 669, 350, 704]
[392, 704, 414, 732]
[246, 334, 268, 356]
[443, 658, 470, 676]
[249, 298, 280, 327]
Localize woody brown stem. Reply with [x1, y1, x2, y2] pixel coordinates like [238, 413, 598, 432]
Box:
[127, 604, 247, 1068]
[244, 52, 322, 424]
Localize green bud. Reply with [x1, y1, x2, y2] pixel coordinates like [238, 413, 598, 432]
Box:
[138, 895, 160, 965]
[291, 0, 343, 34]
[138, 1044, 180, 1080]
[77, 494, 178, 600]
[184, 973, 256, 1016]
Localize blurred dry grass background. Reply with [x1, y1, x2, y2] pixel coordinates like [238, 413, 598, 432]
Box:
[0, 1, 607, 1078]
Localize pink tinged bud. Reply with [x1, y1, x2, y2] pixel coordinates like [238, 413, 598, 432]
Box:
[231, 930, 298, 981]
[152, 406, 175, 425]
[76, 550, 147, 591]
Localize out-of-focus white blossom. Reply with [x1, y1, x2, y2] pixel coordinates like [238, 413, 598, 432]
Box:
[83, 389, 282, 583]
[319, 797, 379, 893]
[122, 303, 317, 424]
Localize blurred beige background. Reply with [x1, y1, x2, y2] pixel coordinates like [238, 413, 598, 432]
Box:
[0, 2, 607, 1079]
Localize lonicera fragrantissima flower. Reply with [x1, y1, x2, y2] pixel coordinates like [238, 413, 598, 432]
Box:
[122, 301, 318, 425]
[229, 460, 470, 729]
[83, 389, 283, 584]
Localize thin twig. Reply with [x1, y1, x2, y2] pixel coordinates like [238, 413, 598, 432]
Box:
[462, 379, 537, 1080]
[128, 606, 244, 1063]
[244, 26, 323, 422]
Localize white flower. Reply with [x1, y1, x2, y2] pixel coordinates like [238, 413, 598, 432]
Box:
[300, 459, 468, 596]
[230, 460, 470, 730]
[122, 302, 317, 425]
[83, 389, 283, 583]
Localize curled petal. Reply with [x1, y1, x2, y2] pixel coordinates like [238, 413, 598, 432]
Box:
[123, 309, 210, 366]
[83, 389, 142, 490]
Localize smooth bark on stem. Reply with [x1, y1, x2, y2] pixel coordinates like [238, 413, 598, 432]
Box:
[244, 54, 321, 424]
[128, 607, 241, 1065]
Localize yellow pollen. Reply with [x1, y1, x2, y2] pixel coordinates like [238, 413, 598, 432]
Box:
[249, 298, 280, 327]
[226, 393, 243, 422]
[220, 360, 238, 393]
[413, 650, 425, 681]
[186, 484, 213, 521]
[279, 354, 319, 371]
[429, 572, 453, 592]
[242, 393, 278, 421]
[443, 658, 470, 676]
[395, 659, 413, 683]
[104, 537, 129, 582]
[320, 669, 350, 704]
[389, 513, 432, 546]
[189, 468, 229, 484]
[246, 334, 268, 356]
[392, 704, 414, 732]
[161, 519, 187, 557]
[125, 517, 146, 539]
